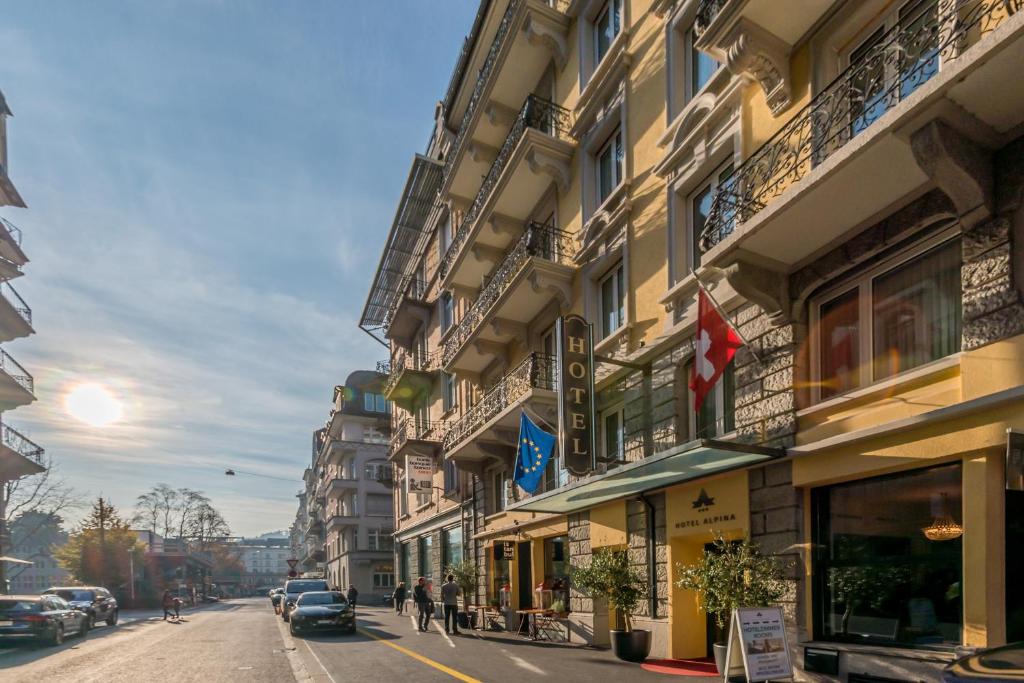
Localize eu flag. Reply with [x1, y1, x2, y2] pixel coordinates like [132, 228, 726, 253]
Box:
[513, 411, 556, 495]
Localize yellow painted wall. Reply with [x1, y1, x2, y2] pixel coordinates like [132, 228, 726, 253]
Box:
[590, 500, 627, 547]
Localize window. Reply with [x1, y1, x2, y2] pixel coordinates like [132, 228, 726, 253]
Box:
[685, 359, 734, 439]
[543, 536, 569, 610]
[418, 535, 433, 582]
[376, 394, 388, 412]
[441, 292, 454, 333]
[688, 161, 733, 269]
[373, 571, 395, 589]
[594, 0, 623, 65]
[364, 426, 386, 444]
[599, 262, 626, 339]
[443, 457, 459, 494]
[438, 214, 452, 261]
[368, 528, 393, 552]
[597, 128, 623, 204]
[491, 470, 509, 514]
[362, 393, 388, 413]
[601, 404, 625, 462]
[363, 392, 374, 411]
[442, 526, 463, 570]
[366, 493, 391, 516]
[400, 542, 411, 585]
[813, 236, 961, 401]
[442, 372, 457, 413]
[364, 461, 387, 482]
[812, 463, 962, 646]
[688, 29, 719, 98]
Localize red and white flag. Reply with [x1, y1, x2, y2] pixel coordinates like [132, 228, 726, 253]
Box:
[689, 287, 743, 412]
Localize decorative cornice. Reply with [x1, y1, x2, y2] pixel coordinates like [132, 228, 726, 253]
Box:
[721, 19, 791, 115]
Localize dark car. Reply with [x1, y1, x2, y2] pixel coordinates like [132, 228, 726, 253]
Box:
[0, 595, 90, 646]
[269, 588, 285, 608]
[281, 579, 330, 622]
[943, 642, 1024, 681]
[288, 591, 355, 637]
[43, 586, 118, 630]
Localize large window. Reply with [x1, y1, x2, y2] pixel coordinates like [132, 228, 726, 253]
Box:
[597, 128, 624, 204]
[442, 526, 463, 571]
[599, 262, 626, 339]
[418, 535, 433, 583]
[601, 404, 625, 462]
[688, 162, 733, 269]
[813, 235, 961, 401]
[594, 0, 623, 65]
[441, 291, 454, 333]
[543, 536, 569, 610]
[368, 528, 393, 552]
[442, 372, 457, 413]
[688, 28, 718, 99]
[443, 457, 459, 494]
[400, 542, 411, 585]
[812, 463, 962, 647]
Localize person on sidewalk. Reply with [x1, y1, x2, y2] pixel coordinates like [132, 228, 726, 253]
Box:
[413, 577, 431, 632]
[173, 596, 182, 620]
[441, 574, 461, 635]
[162, 590, 176, 621]
[393, 582, 407, 616]
[346, 584, 358, 610]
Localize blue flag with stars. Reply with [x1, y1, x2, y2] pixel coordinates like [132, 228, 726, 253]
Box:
[513, 411, 556, 495]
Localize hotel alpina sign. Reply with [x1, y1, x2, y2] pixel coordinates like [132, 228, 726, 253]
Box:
[668, 473, 748, 536]
[556, 315, 596, 476]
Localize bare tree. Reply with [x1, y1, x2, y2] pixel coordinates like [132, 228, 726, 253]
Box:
[175, 488, 207, 540]
[188, 501, 230, 550]
[153, 484, 178, 538]
[132, 490, 160, 535]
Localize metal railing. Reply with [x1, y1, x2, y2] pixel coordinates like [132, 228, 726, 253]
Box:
[694, 0, 729, 38]
[0, 348, 33, 394]
[389, 417, 448, 459]
[0, 217, 23, 245]
[1, 423, 43, 463]
[0, 282, 31, 326]
[699, 0, 1018, 253]
[443, 353, 556, 452]
[440, 94, 573, 281]
[384, 347, 442, 398]
[443, 222, 574, 367]
[382, 277, 430, 333]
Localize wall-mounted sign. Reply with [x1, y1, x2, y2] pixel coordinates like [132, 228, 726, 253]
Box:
[493, 541, 515, 561]
[722, 607, 795, 682]
[557, 315, 596, 476]
[667, 473, 748, 537]
[406, 454, 434, 494]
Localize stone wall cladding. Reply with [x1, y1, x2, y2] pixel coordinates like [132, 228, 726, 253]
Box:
[625, 494, 669, 619]
[472, 475, 488, 604]
[567, 511, 592, 613]
[733, 305, 798, 449]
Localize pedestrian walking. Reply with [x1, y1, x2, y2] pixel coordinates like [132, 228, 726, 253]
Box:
[347, 584, 358, 610]
[393, 582, 407, 616]
[441, 574, 461, 635]
[162, 590, 176, 621]
[413, 576, 431, 632]
[173, 596, 182, 620]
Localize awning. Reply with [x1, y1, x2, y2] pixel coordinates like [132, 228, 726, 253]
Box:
[508, 439, 784, 514]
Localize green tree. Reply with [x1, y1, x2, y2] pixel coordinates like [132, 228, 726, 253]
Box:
[55, 497, 143, 589]
[570, 548, 647, 632]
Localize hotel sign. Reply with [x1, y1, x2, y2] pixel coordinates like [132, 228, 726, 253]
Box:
[556, 315, 596, 476]
[668, 474, 748, 536]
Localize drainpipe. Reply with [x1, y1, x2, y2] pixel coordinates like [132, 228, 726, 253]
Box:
[638, 492, 658, 620]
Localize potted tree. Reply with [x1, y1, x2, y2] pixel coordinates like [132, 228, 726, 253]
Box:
[446, 559, 479, 630]
[675, 535, 787, 675]
[570, 548, 650, 663]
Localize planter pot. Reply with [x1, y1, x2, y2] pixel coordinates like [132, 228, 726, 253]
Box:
[712, 642, 728, 675]
[457, 611, 471, 629]
[610, 629, 652, 663]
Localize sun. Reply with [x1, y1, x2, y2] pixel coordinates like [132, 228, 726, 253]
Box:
[64, 383, 124, 427]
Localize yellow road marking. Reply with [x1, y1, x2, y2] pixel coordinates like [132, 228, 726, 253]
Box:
[358, 628, 482, 683]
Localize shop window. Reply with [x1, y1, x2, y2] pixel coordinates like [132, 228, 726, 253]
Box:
[594, 0, 623, 66]
[597, 127, 624, 205]
[442, 526, 463, 570]
[400, 542, 411, 585]
[599, 262, 626, 340]
[685, 359, 734, 438]
[812, 234, 961, 401]
[601, 404, 625, 462]
[491, 551, 511, 603]
[811, 463, 962, 646]
[419, 535, 433, 584]
[542, 536, 570, 612]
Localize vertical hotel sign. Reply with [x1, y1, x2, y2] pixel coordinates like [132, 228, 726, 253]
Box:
[556, 315, 596, 476]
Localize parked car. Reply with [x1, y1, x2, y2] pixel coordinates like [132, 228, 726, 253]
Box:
[0, 595, 90, 646]
[943, 642, 1024, 681]
[43, 586, 118, 630]
[269, 588, 285, 608]
[288, 591, 355, 637]
[280, 578, 330, 622]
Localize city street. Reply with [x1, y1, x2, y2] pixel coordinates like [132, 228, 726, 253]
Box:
[0, 598, 695, 682]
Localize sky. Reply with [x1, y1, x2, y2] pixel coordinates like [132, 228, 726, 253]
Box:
[0, 0, 474, 537]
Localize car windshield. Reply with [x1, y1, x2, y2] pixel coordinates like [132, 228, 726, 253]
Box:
[297, 592, 347, 606]
[52, 590, 94, 602]
[0, 600, 41, 612]
[286, 581, 327, 594]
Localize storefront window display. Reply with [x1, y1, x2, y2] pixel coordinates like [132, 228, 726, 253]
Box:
[491, 556, 511, 606]
[419, 535, 433, 585]
[812, 463, 963, 647]
[442, 526, 463, 569]
[542, 536, 569, 612]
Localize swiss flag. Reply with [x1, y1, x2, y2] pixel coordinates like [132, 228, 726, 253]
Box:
[689, 288, 743, 412]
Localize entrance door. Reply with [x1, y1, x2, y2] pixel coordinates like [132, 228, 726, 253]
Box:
[517, 541, 533, 609]
[1007, 490, 1024, 640]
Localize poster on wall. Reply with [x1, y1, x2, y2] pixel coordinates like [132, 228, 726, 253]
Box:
[405, 454, 433, 493]
[722, 606, 794, 682]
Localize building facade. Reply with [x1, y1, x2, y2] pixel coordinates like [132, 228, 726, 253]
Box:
[7, 512, 69, 593]
[0, 87, 45, 593]
[234, 536, 291, 592]
[362, 0, 1024, 680]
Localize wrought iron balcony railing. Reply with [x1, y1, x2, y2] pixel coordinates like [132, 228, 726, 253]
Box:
[443, 222, 574, 367]
[384, 347, 442, 398]
[2, 423, 43, 463]
[0, 348, 33, 395]
[0, 217, 23, 245]
[699, 0, 1016, 253]
[382, 276, 429, 332]
[0, 282, 31, 326]
[694, 0, 728, 38]
[440, 95, 573, 281]
[443, 353, 556, 452]
[389, 418, 448, 459]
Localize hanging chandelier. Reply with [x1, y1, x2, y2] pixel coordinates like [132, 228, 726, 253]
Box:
[922, 493, 963, 541]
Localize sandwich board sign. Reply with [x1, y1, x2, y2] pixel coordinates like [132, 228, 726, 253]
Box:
[721, 607, 794, 682]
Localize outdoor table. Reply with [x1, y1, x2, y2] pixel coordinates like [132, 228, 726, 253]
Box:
[514, 608, 549, 640]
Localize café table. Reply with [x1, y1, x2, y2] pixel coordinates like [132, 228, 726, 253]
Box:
[514, 608, 549, 640]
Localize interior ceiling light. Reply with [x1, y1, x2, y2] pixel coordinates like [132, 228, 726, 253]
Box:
[922, 493, 963, 541]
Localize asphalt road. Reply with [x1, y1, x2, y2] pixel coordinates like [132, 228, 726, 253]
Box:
[0, 598, 696, 682]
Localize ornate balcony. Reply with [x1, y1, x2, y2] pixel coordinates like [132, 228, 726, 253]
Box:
[386, 277, 431, 350]
[444, 0, 571, 204]
[699, 0, 1023, 270]
[389, 417, 447, 463]
[0, 423, 44, 480]
[443, 222, 575, 374]
[383, 347, 441, 411]
[443, 353, 557, 466]
[0, 218, 27, 273]
[0, 282, 32, 343]
[441, 95, 575, 290]
[0, 348, 33, 411]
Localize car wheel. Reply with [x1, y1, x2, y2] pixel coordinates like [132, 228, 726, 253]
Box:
[106, 610, 118, 626]
[83, 615, 94, 632]
[50, 625, 64, 646]
[289, 624, 299, 636]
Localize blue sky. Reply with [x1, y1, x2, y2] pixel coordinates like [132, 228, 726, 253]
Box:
[0, 1, 474, 536]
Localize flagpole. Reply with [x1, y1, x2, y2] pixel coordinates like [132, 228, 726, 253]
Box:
[689, 267, 763, 364]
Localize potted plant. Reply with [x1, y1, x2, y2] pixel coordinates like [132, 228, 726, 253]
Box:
[675, 535, 787, 675]
[446, 559, 479, 630]
[570, 548, 650, 663]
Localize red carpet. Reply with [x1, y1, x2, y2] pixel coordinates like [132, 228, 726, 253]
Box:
[640, 657, 719, 676]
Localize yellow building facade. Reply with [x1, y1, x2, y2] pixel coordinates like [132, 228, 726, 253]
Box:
[362, 0, 1024, 679]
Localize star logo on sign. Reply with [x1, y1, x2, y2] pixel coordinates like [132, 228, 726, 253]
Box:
[695, 329, 715, 381]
